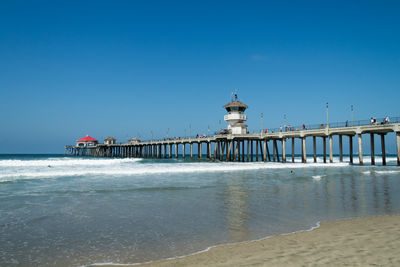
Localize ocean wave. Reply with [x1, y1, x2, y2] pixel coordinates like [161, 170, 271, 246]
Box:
[0, 162, 350, 182]
[29, 186, 215, 196]
[0, 158, 142, 167]
[312, 175, 325, 180]
[362, 170, 400, 175]
[374, 170, 400, 174]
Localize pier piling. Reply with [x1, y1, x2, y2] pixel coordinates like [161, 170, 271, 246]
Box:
[370, 134, 375, 165]
[381, 134, 386, 166]
[358, 134, 363, 166]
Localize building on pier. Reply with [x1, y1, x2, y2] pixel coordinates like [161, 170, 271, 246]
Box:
[128, 138, 141, 144]
[76, 135, 98, 147]
[223, 93, 248, 135]
[104, 137, 116, 145]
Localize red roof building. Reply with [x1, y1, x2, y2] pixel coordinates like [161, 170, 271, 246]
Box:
[76, 135, 98, 147]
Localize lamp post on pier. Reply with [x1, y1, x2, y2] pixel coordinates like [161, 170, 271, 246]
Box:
[261, 112, 263, 134]
[351, 105, 354, 126]
[284, 114, 286, 131]
[326, 102, 329, 128]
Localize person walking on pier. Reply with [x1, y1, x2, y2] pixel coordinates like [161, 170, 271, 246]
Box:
[384, 116, 390, 124]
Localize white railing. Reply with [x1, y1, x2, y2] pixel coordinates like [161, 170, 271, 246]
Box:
[224, 114, 247, 121]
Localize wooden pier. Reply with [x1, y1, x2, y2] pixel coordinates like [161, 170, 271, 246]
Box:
[66, 122, 400, 166]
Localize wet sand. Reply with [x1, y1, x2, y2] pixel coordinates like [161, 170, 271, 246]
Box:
[135, 215, 400, 267]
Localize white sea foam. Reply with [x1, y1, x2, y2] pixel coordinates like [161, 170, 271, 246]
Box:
[0, 158, 141, 167]
[0, 161, 349, 182]
[312, 175, 325, 180]
[362, 170, 400, 175]
[2, 155, 398, 183]
[374, 170, 400, 174]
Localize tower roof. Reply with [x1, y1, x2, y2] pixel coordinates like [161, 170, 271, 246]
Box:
[223, 100, 248, 109]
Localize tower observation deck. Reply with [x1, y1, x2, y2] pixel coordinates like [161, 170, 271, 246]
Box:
[223, 93, 248, 135]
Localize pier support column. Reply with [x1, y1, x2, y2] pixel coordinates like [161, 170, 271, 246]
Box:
[182, 144, 186, 158]
[380, 134, 386, 166]
[282, 138, 286, 163]
[212, 142, 217, 161]
[274, 140, 280, 162]
[242, 140, 245, 162]
[238, 141, 241, 162]
[231, 141, 235, 161]
[263, 140, 267, 162]
[323, 137, 327, 163]
[234, 140, 239, 162]
[302, 137, 307, 163]
[272, 140, 276, 162]
[397, 132, 400, 166]
[217, 141, 220, 161]
[225, 141, 228, 161]
[292, 138, 295, 163]
[247, 139, 250, 162]
[190, 143, 193, 159]
[198, 142, 202, 158]
[370, 133, 375, 165]
[349, 136, 353, 164]
[339, 135, 343, 162]
[256, 140, 259, 162]
[251, 140, 253, 162]
[208, 142, 212, 159]
[226, 140, 233, 162]
[313, 136, 317, 163]
[358, 134, 363, 166]
[266, 141, 271, 161]
[175, 144, 178, 158]
[329, 135, 333, 163]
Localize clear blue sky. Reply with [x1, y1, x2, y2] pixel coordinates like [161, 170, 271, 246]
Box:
[1, 0, 399, 153]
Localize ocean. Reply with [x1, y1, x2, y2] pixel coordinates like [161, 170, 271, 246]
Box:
[1, 154, 400, 266]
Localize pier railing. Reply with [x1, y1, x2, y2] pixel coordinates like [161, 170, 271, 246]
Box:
[250, 116, 400, 134]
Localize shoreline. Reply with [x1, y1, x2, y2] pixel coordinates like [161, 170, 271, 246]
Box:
[94, 215, 400, 266]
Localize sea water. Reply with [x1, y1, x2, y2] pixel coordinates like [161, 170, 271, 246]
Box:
[1, 154, 400, 266]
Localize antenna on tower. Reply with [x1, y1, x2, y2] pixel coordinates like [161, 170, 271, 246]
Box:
[234, 88, 238, 101]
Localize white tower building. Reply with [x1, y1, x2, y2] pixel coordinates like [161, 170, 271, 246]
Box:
[223, 93, 248, 135]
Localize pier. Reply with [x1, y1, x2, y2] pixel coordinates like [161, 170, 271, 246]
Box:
[66, 93, 400, 166]
[66, 119, 400, 166]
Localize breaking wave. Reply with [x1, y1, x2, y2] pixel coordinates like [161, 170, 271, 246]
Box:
[0, 157, 349, 182]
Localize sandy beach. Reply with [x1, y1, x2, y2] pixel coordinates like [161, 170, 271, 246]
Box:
[132, 215, 400, 267]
